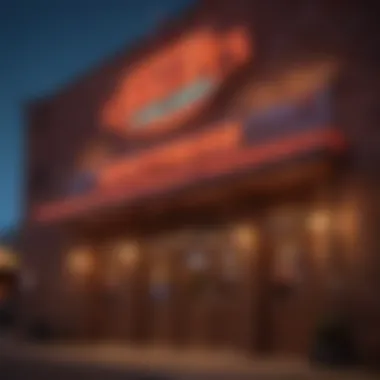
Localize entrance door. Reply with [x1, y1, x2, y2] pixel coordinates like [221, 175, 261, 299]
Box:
[207, 227, 255, 350]
[262, 204, 322, 355]
[179, 231, 218, 348]
[146, 226, 257, 350]
[174, 227, 255, 350]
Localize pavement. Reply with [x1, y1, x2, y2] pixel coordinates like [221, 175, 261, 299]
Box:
[0, 337, 378, 380]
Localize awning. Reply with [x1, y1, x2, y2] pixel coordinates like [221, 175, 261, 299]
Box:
[31, 75, 347, 224]
[31, 126, 346, 224]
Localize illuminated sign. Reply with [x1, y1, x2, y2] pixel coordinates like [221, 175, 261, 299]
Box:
[131, 77, 217, 129]
[102, 27, 252, 136]
[244, 87, 331, 143]
[33, 127, 346, 222]
[97, 122, 240, 189]
[33, 85, 346, 223]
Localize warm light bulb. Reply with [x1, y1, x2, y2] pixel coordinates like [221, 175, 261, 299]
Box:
[117, 242, 139, 267]
[232, 224, 258, 251]
[67, 247, 94, 276]
[307, 210, 331, 234]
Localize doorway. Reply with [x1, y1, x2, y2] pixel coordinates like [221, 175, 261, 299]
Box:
[256, 203, 323, 356]
[145, 226, 256, 351]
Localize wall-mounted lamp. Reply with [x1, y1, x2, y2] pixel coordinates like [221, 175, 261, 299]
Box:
[115, 241, 139, 271]
[307, 209, 331, 235]
[102, 241, 140, 288]
[231, 224, 258, 252]
[67, 246, 95, 277]
[307, 209, 332, 267]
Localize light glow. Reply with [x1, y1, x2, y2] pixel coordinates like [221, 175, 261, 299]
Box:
[231, 224, 258, 251]
[67, 246, 94, 277]
[117, 242, 139, 268]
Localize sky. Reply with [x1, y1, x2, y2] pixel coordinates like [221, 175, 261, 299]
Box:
[0, 0, 195, 230]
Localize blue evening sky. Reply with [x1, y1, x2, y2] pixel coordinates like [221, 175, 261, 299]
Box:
[0, 0, 194, 230]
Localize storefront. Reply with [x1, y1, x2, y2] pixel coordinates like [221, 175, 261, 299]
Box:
[22, 0, 380, 361]
[26, 67, 351, 354]
[37, 157, 363, 357]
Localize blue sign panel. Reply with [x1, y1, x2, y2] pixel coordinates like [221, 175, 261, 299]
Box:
[243, 87, 331, 144]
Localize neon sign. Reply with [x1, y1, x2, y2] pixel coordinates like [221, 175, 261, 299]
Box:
[102, 27, 252, 136]
[33, 127, 346, 223]
[66, 85, 338, 200]
[97, 122, 241, 188]
[244, 86, 331, 144]
[131, 77, 217, 129]
[35, 77, 346, 223]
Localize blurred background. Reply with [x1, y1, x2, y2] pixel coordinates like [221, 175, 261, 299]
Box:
[1, 1, 380, 378]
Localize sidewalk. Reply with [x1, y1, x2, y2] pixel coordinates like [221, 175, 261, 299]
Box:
[0, 338, 377, 380]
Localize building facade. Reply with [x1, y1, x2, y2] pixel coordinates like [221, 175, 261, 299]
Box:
[21, 0, 380, 361]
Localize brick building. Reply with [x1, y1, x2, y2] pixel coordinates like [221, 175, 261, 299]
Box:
[21, 0, 380, 362]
